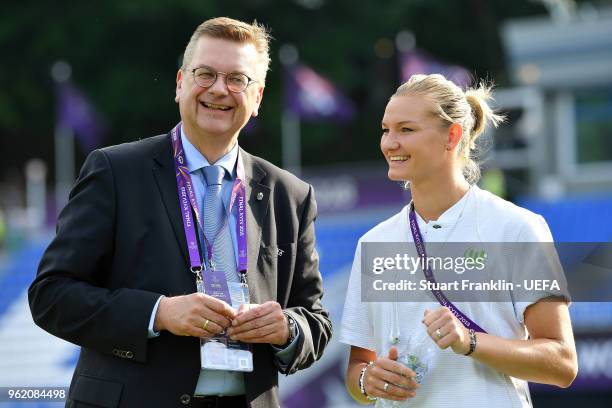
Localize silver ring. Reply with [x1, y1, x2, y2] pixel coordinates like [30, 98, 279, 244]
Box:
[383, 382, 389, 392]
[435, 328, 443, 340]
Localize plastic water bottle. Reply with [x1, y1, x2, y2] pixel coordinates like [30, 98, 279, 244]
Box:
[378, 328, 437, 407]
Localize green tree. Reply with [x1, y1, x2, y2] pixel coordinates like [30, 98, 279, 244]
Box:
[2, 0, 604, 185]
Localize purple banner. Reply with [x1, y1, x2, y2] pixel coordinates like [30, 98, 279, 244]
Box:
[399, 49, 472, 87]
[284, 63, 355, 122]
[56, 81, 106, 152]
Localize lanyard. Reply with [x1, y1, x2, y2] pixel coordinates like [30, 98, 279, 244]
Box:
[408, 204, 487, 333]
[171, 123, 248, 286]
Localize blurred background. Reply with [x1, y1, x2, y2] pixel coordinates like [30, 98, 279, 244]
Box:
[1, 0, 612, 406]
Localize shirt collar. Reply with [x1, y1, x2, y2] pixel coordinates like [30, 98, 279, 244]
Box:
[180, 124, 238, 179]
[436, 186, 473, 223]
[412, 186, 474, 225]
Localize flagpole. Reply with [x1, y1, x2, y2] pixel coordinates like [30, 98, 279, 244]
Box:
[25, 159, 47, 230]
[54, 124, 75, 214]
[51, 61, 75, 215]
[279, 44, 301, 176]
[281, 110, 301, 177]
[396, 30, 416, 84]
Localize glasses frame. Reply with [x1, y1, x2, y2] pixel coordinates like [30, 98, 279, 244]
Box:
[190, 66, 258, 93]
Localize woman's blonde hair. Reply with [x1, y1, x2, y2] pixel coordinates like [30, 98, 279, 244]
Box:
[394, 73, 504, 184]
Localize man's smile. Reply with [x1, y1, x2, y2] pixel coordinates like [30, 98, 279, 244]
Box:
[200, 101, 232, 111]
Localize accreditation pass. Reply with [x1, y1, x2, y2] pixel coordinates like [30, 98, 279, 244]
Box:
[200, 281, 253, 372]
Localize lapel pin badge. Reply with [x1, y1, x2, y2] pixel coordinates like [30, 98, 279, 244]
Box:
[256, 192, 264, 201]
[277, 249, 284, 257]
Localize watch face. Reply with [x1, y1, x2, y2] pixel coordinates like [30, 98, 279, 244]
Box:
[288, 316, 297, 340]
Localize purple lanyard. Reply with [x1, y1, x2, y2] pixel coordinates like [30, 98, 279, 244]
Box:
[408, 204, 487, 333]
[171, 123, 248, 285]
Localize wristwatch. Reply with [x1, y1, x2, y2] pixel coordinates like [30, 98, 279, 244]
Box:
[284, 313, 298, 345]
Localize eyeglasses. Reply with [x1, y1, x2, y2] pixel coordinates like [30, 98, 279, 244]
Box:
[190, 66, 257, 93]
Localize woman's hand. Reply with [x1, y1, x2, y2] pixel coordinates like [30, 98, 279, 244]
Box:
[422, 307, 470, 355]
[362, 346, 420, 401]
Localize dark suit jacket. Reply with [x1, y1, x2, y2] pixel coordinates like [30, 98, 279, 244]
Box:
[28, 132, 332, 408]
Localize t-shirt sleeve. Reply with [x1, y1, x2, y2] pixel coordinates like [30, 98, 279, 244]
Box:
[512, 214, 570, 324]
[338, 240, 377, 351]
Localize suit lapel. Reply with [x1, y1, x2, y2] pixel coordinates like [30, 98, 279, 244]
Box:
[241, 149, 270, 305]
[152, 134, 189, 266]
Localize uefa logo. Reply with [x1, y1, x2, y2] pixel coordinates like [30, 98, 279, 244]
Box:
[178, 156, 184, 165]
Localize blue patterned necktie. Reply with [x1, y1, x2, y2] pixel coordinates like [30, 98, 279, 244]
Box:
[196, 165, 242, 396]
[201, 165, 237, 283]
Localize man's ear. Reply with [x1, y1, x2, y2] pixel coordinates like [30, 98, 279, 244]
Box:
[175, 69, 184, 103]
[251, 85, 265, 117]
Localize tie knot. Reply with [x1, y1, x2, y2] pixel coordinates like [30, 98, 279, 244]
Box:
[202, 165, 225, 186]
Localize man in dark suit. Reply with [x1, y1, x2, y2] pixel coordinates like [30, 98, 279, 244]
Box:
[29, 17, 332, 408]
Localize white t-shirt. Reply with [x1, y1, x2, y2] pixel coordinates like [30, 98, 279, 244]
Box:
[339, 186, 563, 408]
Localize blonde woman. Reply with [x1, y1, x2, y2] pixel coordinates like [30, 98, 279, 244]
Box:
[340, 74, 577, 407]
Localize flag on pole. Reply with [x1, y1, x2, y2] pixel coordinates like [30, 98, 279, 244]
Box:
[399, 49, 472, 87]
[56, 82, 106, 152]
[284, 64, 355, 122]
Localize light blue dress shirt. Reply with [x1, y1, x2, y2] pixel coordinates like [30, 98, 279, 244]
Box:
[147, 127, 300, 395]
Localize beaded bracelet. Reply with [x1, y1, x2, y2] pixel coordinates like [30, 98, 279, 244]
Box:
[358, 361, 377, 401]
[464, 329, 477, 356]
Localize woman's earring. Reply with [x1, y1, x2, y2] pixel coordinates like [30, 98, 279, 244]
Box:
[445, 145, 452, 151]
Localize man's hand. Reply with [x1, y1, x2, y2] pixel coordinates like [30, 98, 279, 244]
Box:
[227, 301, 290, 345]
[154, 293, 236, 338]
